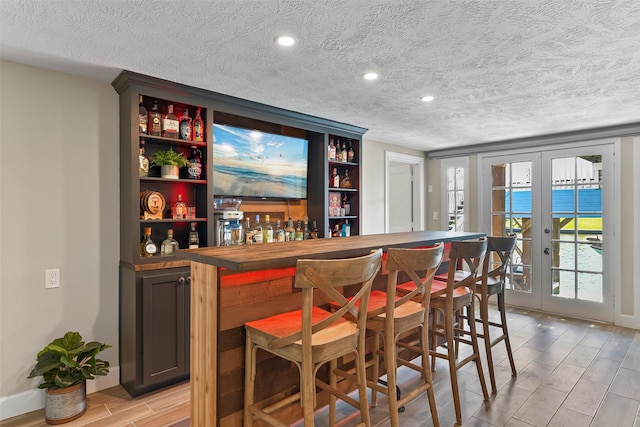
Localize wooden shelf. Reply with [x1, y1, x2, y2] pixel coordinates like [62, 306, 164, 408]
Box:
[140, 133, 207, 147]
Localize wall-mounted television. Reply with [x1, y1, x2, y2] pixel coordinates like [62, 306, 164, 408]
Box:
[213, 124, 309, 199]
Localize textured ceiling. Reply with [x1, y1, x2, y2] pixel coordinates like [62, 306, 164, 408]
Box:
[1, 0, 639, 151]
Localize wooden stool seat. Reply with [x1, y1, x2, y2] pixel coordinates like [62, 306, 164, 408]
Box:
[245, 306, 358, 359]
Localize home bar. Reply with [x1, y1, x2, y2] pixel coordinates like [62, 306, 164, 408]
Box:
[177, 230, 484, 426]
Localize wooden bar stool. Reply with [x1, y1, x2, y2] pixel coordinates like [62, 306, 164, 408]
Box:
[423, 239, 489, 425]
[243, 249, 382, 427]
[472, 234, 518, 394]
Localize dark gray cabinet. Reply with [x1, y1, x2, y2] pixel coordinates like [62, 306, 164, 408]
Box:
[120, 267, 190, 396]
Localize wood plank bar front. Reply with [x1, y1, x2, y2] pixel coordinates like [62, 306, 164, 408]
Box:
[177, 231, 484, 426]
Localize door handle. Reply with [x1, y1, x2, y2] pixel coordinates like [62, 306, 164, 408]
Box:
[543, 248, 550, 255]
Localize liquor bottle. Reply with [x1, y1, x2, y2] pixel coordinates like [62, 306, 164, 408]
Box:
[347, 142, 355, 163]
[138, 95, 148, 134]
[193, 107, 204, 142]
[229, 220, 243, 246]
[274, 219, 285, 242]
[161, 228, 179, 256]
[343, 194, 351, 216]
[188, 222, 199, 249]
[172, 194, 187, 219]
[179, 108, 192, 140]
[303, 217, 310, 240]
[162, 104, 179, 138]
[332, 224, 341, 238]
[285, 217, 295, 241]
[330, 168, 340, 188]
[309, 220, 319, 239]
[252, 215, 263, 244]
[187, 146, 202, 179]
[140, 227, 157, 257]
[328, 138, 336, 161]
[341, 220, 351, 237]
[243, 218, 254, 244]
[294, 220, 304, 241]
[139, 139, 150, 177]
[148, 99, 162, 136]
[340, 169, 353, 189]
[263, 214, 274, 243]
[341, 141, 348, 163]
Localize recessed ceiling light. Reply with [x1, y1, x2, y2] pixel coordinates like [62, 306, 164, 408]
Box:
[276, 36, 295, 47]
[363, 72, 379, 81]
[421, 95, 435, 102]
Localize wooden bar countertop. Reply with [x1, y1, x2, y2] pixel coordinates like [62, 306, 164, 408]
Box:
[177, 230, 484, 271]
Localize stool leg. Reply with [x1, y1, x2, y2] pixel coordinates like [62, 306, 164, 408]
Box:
[301, 358, 315, 426]
[421, 323, 440, 427]
[469, 297, 490, 402]
[386, 327, 400, 427]
[371, 331, 381, 407]
[480, 294, 498, 394]
[355, 347, 371, 426]
[329, 358, 337, 427]
[244, 333, 256, 427]
[445, 304, 463, 425]
[499, 292, 517, 377]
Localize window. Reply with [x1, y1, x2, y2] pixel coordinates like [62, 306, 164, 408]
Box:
[441, 157, 468, 231]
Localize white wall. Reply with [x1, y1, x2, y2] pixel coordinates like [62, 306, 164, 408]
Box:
[0, 60, 120, 419]
[361, 138, 426, 235]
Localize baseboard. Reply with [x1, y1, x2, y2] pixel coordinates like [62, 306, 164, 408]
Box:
[0, 366, 120, 421]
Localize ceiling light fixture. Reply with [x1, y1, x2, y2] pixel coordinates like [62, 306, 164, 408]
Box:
[276, 36, 296, 47]
[363, 72, 379, 81]
[421, 95, 435, 102]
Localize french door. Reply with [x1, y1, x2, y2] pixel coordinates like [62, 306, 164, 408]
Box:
[482, 144, 614, 322]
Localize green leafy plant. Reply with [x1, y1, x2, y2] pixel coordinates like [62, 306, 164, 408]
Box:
[151, 147, 189, 167]
[28, 331, 111, 390]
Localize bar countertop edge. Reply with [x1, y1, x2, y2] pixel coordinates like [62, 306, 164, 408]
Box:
[176, 231, 485, 271]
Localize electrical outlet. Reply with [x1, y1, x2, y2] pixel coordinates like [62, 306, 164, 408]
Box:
[45, 269, 60, 289]
[432, 211, 439, 221]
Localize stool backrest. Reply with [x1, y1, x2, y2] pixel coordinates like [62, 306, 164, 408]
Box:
[483, 234, 517, 286]
[446, 239, 487, 296]
[379, 244, 445, 318]
[269, 249, 383, 350]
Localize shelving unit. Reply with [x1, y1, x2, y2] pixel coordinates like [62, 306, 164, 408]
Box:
[113, 70, 366, 397]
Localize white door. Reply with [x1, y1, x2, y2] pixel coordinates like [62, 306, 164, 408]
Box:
[482, 144, 614, 322]
[388, 161, 414, 232]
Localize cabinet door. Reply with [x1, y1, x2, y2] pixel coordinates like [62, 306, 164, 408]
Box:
[141, 270, 187, 385]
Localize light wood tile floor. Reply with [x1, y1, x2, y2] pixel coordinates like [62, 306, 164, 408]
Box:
[3, 306, 639, 426]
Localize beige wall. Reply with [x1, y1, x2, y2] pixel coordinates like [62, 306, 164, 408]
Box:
[360, 138, 426, 235]
[0, 61, 120, 408]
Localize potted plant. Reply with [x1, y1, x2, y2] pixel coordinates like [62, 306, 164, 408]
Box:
[28, 331, 110, 424]
[151, 147, 189, 179]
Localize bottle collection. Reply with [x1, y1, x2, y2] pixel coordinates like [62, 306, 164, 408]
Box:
[243, 216, 318, 244]
[140, 222, 200, 257]
[139, 95, 205, 142]
[328, 193, 352, 217]
[328, 137, 356, 163]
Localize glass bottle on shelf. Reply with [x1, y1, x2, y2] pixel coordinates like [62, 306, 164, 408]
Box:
[140, 227, 157, 257]
[341, 141, 348, 163]
[138, 95, 148, 134]
[341, 220, 351, 237]
[328, 138, 336, 161]
[193, 107, 204, 142]
[172, 194, 187, 219]
[179, 108, 192, 140]
[310, 220, 319, 239]
[148, 99, 162, 136]
[285, 218, 295, 241]
[161, 228, 179, 256]
[294, 220, 304, 241]
[343, 194, 351, 216]
[347, 142, 355, 163]
[187, 146, 202, 179]
[188, 222, 199, 249]
[332, 224, 341, 238]
[139, 139, 149, 177]
[340, 169, 353, 189]
[263, 215, 274, 243]
[330, 168, 340, 188]
[162, 104, 179, 138]
[229, 220, 243, 246]
[303, 218, 310, 240]
[243, 218, 254, 244]
[252, 215, 263, 244]
[274, 219, 285, 242]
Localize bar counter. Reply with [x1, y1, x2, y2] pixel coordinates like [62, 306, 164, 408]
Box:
[177, 230, 484, 426]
